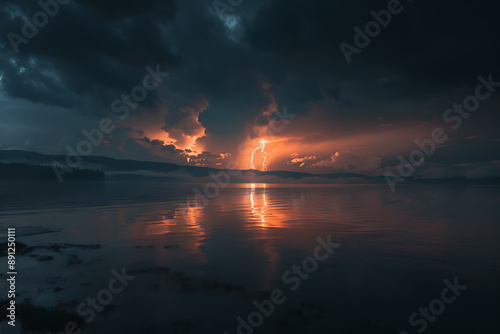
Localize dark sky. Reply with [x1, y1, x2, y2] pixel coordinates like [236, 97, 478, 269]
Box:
[1, 0, 499, 178]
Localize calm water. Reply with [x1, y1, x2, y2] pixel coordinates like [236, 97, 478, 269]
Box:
[1, 182, 499, 333]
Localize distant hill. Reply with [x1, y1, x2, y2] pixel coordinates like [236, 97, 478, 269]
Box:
[0, 161, 105, 182]
[0, 150, 383, 183]
[1, 150, 499, 185]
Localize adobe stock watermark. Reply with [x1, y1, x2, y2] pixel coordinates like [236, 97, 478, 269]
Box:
[213, 0, 244, 20]
[7, 0, 71, 54]
[399, 277, 467, 334]
[385, 74, 499, 192]
[47, 267, 135, 334]
[339, 0, 414, 64]
[224, 235, 340, 334]
[51, 64, 169, 182]
[178, 106, 296, 219]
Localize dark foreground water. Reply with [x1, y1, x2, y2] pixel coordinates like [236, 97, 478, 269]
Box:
[0, 182, 499, 334]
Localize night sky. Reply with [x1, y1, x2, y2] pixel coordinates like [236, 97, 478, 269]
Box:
[1, 0, 500, 178]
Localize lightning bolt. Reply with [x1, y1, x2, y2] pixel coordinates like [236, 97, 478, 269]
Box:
[249, 139, 272, 171]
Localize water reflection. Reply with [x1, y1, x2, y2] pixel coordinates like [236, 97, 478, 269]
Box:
[250, 183, 268, 226]
[1, 183, 500, 334]
[247, 183, 290, 228]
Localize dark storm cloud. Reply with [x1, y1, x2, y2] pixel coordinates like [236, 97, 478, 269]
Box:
[0, 0, 499, 172]
[138, 136, 180, 155]
[80, 0, 175, 19]
[0, 0, 179, 109]
[242, 0, 500, 116]
[2, 0, 499, 119]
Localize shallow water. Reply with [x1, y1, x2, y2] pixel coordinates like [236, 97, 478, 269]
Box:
[1, 182, 499, 333]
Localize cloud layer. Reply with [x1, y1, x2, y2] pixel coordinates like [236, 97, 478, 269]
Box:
[1, 0, 499, 177]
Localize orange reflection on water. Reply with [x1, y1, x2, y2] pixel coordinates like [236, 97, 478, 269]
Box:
[250, 183, 268, 226]
[131, 198, 208, 264]
[139, 196, 206, 236]
[247, 183, 288, 228]
[142, 210, 177, 235]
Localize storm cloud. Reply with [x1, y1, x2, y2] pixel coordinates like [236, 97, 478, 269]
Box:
[1, 0, 499, 177]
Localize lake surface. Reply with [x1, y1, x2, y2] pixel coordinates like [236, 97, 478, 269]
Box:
[1, 182, 499, 333]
